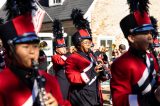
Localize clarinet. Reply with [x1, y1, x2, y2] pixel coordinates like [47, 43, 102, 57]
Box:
[32, 60, 47, 106]
[149, 44, 160, 85]
[88, 49, 112, 79]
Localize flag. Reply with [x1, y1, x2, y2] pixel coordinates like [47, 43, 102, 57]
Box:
[32, 2, 45, 33]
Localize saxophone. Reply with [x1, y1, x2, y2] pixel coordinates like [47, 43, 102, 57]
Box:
[32, 60, 47, 106]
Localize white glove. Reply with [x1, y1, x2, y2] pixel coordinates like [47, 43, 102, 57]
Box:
[61, 55, 67, 61]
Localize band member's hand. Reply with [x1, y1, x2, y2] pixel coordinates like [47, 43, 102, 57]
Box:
[44, 93, 58, 106]
[154, 86, 160, 102]
[94, 64, 103, 73]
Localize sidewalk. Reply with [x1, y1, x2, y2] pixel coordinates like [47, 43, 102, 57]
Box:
[101, 81, 112, 106]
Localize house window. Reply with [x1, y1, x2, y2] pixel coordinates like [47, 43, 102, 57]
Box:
[53, 0, 61, 3]
[97, 36, 115, 60]
[100, 40, 106, 47]
[49, 0, 64, 6]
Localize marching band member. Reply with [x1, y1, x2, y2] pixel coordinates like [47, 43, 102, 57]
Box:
[52, 19, 70, 100]
[0, 0, 70, 106]
[110, 0, 160, 105]
[65, 8, 108, 106]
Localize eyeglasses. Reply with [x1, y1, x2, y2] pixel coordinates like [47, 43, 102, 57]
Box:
[81, 41, 92, 45]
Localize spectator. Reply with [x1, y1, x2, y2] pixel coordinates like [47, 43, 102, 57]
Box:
[0, 38, 5, 71]
[118, 44, 127, 55]
[95, 46, 109, 66]
[111, 48, 120, 61]
[38, 41, 48, 71]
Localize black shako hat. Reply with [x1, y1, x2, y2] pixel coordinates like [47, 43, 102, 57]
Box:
[52, 19, 66, 48]
[71, 8, 92, 47]
[0, 0, 39, 50]
[120, 0, 154, 38]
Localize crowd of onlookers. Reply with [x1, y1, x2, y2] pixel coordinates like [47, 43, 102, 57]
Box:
[66, 43, 127, 64]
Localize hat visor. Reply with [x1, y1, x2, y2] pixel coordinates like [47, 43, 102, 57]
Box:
[131, 24, 154, 34]
[81, 36, 92, 42]
[13, 33, 40, 44]
[81, 36, 92, 39]
[56, 44, 66, 48]
[151, 43, 160, 47]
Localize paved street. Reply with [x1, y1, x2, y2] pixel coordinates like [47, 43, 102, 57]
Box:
[101, 82, 112, 106]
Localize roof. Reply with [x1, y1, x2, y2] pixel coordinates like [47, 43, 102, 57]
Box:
[40, 0, 94, 22]
[0, 0, 94, 22]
